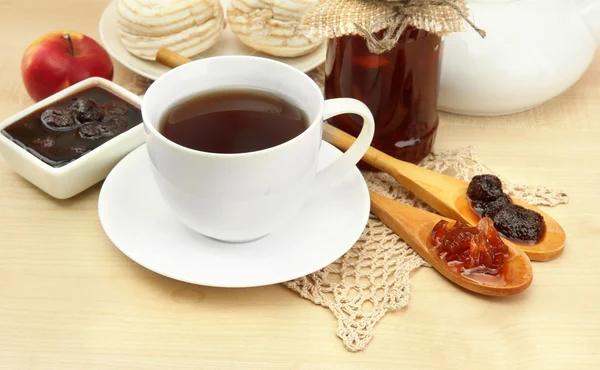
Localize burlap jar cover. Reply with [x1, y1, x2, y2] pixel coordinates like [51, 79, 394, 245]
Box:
[302, 0, 486, 53]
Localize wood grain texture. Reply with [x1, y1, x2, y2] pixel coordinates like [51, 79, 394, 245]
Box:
[0, 1, 599, 368]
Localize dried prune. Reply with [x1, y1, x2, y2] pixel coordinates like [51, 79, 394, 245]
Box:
[78, 123, 103, 140]
[32, 136, 55, 148]
[98, 115, 128, 137]
[473, 193, 513, 218]
[78, 116, 128, 140]
[71, 98, 103, 124]
[429, 217, 509, 276]
[103, 102, 128, 116]
[40, 108, 76, 131]
[467, 174, 503, 202]
[492, 204, 544, 242]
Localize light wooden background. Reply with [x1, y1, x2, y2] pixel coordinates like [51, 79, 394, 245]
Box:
[1, 1, 599, 369]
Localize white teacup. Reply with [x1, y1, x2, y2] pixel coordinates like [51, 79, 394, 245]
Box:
[142, 56, 374, 242]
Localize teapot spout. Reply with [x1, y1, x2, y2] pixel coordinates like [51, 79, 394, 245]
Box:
[579, 0, 600, 43]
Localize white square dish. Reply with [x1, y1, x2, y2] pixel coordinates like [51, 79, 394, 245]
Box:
[0, 77, 145, 199]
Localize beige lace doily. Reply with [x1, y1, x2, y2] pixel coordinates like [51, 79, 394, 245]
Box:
[124, 68, 569, 352]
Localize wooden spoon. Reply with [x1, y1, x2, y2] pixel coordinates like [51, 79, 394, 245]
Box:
[370, 191, 533, 296]
[156, 47, 192, 68]
[153, 47, 565, 261]
[324, 124, 566, 262]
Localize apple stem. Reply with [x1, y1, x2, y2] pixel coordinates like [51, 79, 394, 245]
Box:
[62, 33, 75, 57]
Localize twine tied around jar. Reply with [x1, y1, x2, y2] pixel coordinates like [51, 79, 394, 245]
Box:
[302, 0, 486, 53]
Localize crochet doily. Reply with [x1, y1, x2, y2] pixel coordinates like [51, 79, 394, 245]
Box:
[124, 68, 569, 352]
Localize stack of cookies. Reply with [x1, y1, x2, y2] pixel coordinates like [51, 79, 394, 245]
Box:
[115, 0, 323, 59]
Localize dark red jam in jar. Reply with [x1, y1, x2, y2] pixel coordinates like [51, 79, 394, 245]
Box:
[325, 26, 442, 168]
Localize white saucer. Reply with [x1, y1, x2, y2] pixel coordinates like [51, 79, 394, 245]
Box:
[98, 143, 369, 287]
[98, 0, 327, 80]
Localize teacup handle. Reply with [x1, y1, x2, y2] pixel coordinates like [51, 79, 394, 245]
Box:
[316, 98, 375, 188]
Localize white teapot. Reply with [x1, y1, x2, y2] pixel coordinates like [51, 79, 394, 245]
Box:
[438, 0, 600, 116]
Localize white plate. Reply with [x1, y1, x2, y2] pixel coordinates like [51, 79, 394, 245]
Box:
[98, 0, 327, 80]
[98, 143, 370, 287]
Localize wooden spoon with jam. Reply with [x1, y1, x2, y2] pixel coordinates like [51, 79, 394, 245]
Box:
[323, 124, 566, 262]
[370, 191, 533, 296]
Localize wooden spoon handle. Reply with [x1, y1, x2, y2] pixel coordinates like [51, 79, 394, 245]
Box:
[322, 122, 437, 177]
[156, 47, 192, 68]
[322, 123, 400, 175]
[324, 123, 469, 220]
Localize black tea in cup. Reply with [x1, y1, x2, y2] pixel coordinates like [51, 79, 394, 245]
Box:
[159, 88, 309, 154]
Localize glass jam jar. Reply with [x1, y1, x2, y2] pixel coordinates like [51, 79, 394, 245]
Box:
[325, 26, 442, 169]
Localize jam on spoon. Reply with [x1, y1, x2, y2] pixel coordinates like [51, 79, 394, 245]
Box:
[369, 190, 533, 296]
[429, 217, 510, 278]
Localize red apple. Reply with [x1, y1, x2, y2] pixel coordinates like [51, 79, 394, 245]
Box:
[21, 30, 114, 102]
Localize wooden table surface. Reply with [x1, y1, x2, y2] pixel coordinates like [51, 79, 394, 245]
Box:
[1, 1, 599, 369]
